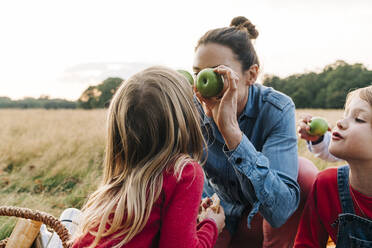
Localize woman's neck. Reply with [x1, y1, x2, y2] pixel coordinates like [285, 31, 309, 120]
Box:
[348, 160, 372, 197]
[237, 87, 249, 118]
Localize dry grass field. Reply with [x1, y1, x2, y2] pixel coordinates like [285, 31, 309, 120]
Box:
[0, 108, 344, 241]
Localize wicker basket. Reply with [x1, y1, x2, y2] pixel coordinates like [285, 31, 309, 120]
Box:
[0, 206, 72, 248]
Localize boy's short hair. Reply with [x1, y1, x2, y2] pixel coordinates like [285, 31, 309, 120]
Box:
[345, 85, 372, 109]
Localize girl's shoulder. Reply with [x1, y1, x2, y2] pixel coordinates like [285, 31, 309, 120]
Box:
[163, 161, 204, 190]
[162, 161, 204, 205]
[181, 161, 204, 178]
[164, 160, 203, 177]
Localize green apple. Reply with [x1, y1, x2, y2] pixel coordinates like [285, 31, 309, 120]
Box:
[177, 69, 194, 85]
[196, 68, 224, 98]
[308, 117, 328, 136]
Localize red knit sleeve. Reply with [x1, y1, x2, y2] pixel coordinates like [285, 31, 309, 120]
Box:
[294, 171, 333, 248]
[158, 162, 218, 248]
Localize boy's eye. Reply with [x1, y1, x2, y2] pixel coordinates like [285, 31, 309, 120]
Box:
[355, 118, 365, 123]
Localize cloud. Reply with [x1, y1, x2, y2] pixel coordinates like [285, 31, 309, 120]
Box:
[58, 62, 156, 86]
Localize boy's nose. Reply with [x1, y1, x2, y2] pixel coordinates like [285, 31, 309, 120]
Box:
[336, 119, 347, 129]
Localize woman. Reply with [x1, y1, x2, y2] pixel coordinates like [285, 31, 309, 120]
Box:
[193, 16, 318, 247]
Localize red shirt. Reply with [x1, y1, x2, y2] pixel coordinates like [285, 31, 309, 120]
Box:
[72, 162, 218, 248]
[294, 167, 372, 247]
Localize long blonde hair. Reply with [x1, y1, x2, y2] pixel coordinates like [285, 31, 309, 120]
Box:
[74, 66, 206, 247]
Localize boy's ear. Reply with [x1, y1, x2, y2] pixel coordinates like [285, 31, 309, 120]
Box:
[243, 64, 259, 86]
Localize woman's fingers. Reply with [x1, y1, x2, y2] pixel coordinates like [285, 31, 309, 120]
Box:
[196, 91, 217, 105]
[195, 65, 238, 103]
[195, 91, 218, 110]
[213, 65, 239, 110]
[214, 65, 239, 92]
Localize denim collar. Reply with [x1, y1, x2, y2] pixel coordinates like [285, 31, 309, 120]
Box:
[242, 84, 259, 119]
[201, 84, 259, 126]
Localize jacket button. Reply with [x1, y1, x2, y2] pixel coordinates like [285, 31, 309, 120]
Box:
[236, 158, 242, 164]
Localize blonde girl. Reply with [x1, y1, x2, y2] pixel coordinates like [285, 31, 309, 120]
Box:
[72, 66, 225, 248]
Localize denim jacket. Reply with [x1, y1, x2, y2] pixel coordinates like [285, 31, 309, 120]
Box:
[198, 83, 300, 234]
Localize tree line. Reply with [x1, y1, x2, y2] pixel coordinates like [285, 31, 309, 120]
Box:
[263, 60, 372, 109]
[0, 78, 123, 110]
[1, 61, 371, 109]
[0, 96, 77, 109]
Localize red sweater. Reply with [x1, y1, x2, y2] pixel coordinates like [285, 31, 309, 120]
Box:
[294, 167, 372, 247]
[72, 162, 218, 248]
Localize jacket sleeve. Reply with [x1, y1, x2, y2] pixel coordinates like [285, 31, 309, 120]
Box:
[224, 102, 300, 228]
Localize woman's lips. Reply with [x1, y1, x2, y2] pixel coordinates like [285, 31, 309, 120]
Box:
[332, 131, 344, 140]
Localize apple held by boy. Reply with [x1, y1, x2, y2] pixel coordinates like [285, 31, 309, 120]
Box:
[307, 117, 328, 136]
[196, 68, 224, 98]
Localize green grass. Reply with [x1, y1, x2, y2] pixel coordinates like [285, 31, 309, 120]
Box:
[0, 217, 16, 240]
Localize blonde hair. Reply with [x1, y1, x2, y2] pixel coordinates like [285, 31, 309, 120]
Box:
[345, 85, 372, 109]
[74, 66, 206, 247]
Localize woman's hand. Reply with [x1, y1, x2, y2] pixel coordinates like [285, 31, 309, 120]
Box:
[194, 65, 242, 150]
[298, 114, 330, 142]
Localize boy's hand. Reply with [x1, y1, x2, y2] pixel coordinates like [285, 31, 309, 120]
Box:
[298, 114, 329, 142]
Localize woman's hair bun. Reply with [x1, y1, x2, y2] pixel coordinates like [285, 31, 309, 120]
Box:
[230, 16, 259, 39]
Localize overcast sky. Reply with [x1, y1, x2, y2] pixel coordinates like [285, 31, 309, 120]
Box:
[1, 0, 371, 100]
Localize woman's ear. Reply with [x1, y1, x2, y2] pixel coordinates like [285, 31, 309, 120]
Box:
[243, 64, 259, 86]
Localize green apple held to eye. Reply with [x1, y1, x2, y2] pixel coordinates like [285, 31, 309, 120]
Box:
[307, 117, 328, 136]
[177, 70, 194, 85]
[196, 68, 224, 98]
